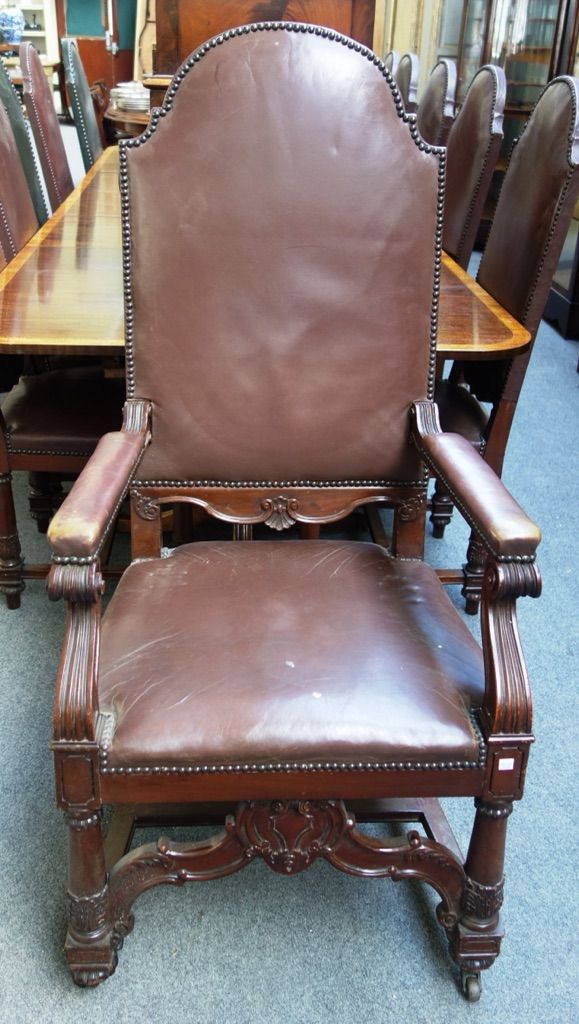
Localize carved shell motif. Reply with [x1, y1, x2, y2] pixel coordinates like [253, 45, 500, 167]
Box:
[261, 496, 299, 531]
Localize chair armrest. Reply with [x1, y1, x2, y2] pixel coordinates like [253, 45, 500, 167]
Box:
[412, 401, 540, 560]
[48, 400, 151, 562]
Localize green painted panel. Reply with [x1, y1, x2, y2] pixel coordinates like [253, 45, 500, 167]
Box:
[66, 0, 136, 51]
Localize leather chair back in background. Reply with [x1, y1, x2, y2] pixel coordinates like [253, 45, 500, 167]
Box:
[20, 41, 74, 212]
[0, 100, 38, 262]
[0, 58, 48, 225]
[384, 49, 399, 76]
[395, 52, 420, 113]
[442, 64, 506, 269]
[61, 37, 104, 171]
[416, 58, 457, 146]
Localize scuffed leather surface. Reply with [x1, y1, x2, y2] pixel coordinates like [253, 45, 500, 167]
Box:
[0, 59, 48, 225]
[416, 60, 456, 146]
[127, 30, 439, 483]
[434, 381, 488, 446]
[99, 541, 484, 768]
[443, 66, 504, 268]
[418, 431, 540, 556]
[20, 41, 74, 211]
[49, 428, 147, 558]
[2, 366, 124, 453]
[61, 38, 103, 171]
[0, 100, 38, 259]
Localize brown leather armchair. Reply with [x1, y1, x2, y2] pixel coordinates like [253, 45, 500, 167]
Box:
[46, 28, 540, 1002]
[395, 52, 420, 113]
[443, 65, 506, 270]
[416, 58, 457, 147]
[432, 75, 579, 611]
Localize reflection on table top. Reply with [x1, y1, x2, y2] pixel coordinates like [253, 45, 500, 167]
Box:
[0, 147, 530, 359]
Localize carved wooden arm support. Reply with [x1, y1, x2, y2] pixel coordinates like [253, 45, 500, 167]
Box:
[47, 399, 151, 563]
[47, 400, 150, 746]
[411, 401, 540, 561]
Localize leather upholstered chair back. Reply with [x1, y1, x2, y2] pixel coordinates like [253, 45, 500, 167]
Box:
[20, 41, 74, 212]
[0, 100, 38, 262]
[395, 52, 420, 113]
[479, 75, 579, 336]
[416, 59, 457, 146]
[468, 75, 579, 409]
[61, 38, 103, 171]
[0, 58, 48, 225]
[443, 65, 505, 269]
[384, 50, 399, 76]
[122, 26, 443, 490]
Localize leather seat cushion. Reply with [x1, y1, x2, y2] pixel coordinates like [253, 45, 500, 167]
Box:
[99, 541, 485, 771]
[435, 380, 489, 448]
[2, 366, 124, 454]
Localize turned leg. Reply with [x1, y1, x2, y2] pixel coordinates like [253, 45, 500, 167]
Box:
[449, 798, 512, 1001]
[462, 532, 487, 615]
[28, 472, 64, 533]
[65, 811, 119, 987]
[430, 477, 454, 538]
[0, 471, 24, 609]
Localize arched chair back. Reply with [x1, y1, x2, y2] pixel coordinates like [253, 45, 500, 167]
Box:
[395, 52, 419, 113]
[443, 65, 506, 269]
[61, 37, 103, 171]
[416, 58, 457, 146]
[0, 100, 38, 262]
[0, 58, 48, 225]
[384, 50, 399, 76]
[20, 41, 74, 212]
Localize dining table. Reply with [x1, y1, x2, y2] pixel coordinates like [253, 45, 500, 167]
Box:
[0, 146, 531, 360]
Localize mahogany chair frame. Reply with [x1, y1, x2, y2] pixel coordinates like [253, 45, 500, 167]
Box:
[46, 27, 541, 1002]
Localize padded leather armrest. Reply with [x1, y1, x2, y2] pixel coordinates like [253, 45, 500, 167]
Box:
[413, 404, 540, 559]
[48, 429, 149, 560]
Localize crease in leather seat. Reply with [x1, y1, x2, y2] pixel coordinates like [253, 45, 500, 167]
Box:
[432, 76, 579, 608]
[394, 52, 420, 113]
[20, 41, 74, 212]
[46, 25, 541, 1000]
[61, 38, 103, 172]
[416, 59, 457, 147]
[0, 57, 48, 226]
[99, 542, 484, 770]
[442, 65, 506, 270]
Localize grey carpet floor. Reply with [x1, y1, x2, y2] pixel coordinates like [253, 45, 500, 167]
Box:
[0, 316, 577, 1023]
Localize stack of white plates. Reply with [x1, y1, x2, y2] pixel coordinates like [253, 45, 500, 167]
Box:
[110, 82, 150, 113]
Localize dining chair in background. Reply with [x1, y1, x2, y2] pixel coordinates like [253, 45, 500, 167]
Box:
[0, 99, 123, 608]
[46, 26, 540, 1003]
[20, 41, 74, 213]
[395, 52, 420, 113]
[432, 75, 579, 611]
[384, 49, 399, 76]
[442, 64, 506, 270]
[61, 37, 104, 171]
[416, 58, 457, 146]
[0, 58, 48, 227]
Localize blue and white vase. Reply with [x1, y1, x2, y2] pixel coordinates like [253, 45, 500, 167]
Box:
[0, 4, 25, 45]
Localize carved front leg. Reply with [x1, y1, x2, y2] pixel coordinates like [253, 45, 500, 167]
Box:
[65, 811, 119, 987]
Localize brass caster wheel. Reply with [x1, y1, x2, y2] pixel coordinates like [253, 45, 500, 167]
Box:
[461, 972, 482, 1002]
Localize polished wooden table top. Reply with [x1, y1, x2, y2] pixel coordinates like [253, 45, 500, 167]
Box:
[0, 147, 530, 358]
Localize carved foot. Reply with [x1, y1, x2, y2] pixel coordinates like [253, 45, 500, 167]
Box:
[0, 532, 24, 608]
[66, 935, 118, 987]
